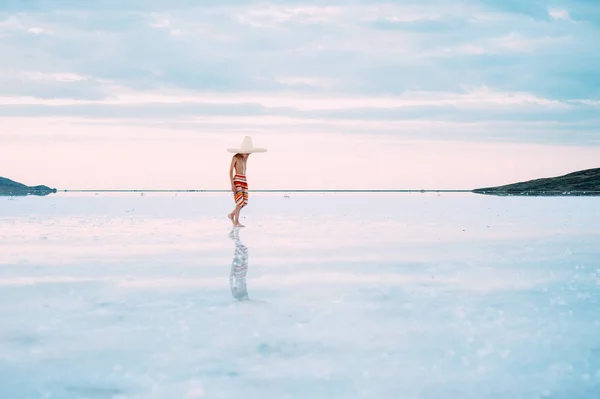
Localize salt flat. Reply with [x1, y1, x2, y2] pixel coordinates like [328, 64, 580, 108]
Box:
[1, 193, 599, 399]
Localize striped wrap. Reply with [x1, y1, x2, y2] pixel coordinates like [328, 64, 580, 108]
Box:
[233, 174, 248, 207]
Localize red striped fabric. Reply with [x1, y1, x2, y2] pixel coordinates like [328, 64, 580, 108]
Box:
[233, 174, 248, 207]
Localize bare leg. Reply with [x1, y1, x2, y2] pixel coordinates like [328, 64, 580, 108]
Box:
[228, 189, 239, 224]
[234, 205, 245, 227]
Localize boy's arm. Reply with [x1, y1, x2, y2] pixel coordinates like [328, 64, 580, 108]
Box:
[229, 157, 236, 191]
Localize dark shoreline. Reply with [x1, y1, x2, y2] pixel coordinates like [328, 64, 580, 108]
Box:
[0, 177, 56, 197]
[472, 168, 600, 197]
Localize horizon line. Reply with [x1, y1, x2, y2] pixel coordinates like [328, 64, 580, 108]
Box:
[60, 189, 474, 193]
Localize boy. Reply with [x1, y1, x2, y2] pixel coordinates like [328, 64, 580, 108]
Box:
[227, 137, 267, 227]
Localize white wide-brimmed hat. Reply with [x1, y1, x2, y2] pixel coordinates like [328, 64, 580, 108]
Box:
[227, 136, 267, 154]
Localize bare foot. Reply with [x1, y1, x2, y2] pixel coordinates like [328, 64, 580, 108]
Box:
[228, 213, 234, 224]
[234, 222, 245, 228]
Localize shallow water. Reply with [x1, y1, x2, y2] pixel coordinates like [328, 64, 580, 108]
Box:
[1, 193, 599, 399]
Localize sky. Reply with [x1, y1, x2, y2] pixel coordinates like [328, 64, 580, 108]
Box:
[0, 0, 599, 190]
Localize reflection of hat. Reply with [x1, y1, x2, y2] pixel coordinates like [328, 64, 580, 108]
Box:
[227, 136, 267, 154]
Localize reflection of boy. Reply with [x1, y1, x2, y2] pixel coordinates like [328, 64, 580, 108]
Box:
[229, 228, 249, 301]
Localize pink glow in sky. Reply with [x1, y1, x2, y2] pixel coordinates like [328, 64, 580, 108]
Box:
[1, 117, 598, 190]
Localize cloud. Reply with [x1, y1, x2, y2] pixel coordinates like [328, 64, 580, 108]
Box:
[0, 15, 55, 35]
[234, 6, 341, 27]
[1, 83, 599, 148]
[489, 32, 571, 52]
[4, 70, 88, 82]
[272, 76, 335, 88]
[548, 8, 571, 21]
[149, 17, 170, 28]
[0, 69, 107, 99]
[0, 15, 22, 30]
[0, 85, 576, 109]
[0, 0, 597, 149]
[424, 31, 573, 58]
[27, 26, 50, 34]
[147, 14, 184, 35]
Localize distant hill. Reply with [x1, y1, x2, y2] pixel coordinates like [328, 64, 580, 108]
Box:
[0, 177, 57, 196]
[473, 168, 600, 196]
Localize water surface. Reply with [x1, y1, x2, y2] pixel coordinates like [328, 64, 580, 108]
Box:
[1, 193, 599, 398]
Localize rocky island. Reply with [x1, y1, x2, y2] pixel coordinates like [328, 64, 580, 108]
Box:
[473, 168, 600, 196]
[0, 177, 57, 196]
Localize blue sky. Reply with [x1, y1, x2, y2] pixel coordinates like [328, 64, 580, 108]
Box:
[0, 0, 599, 189]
